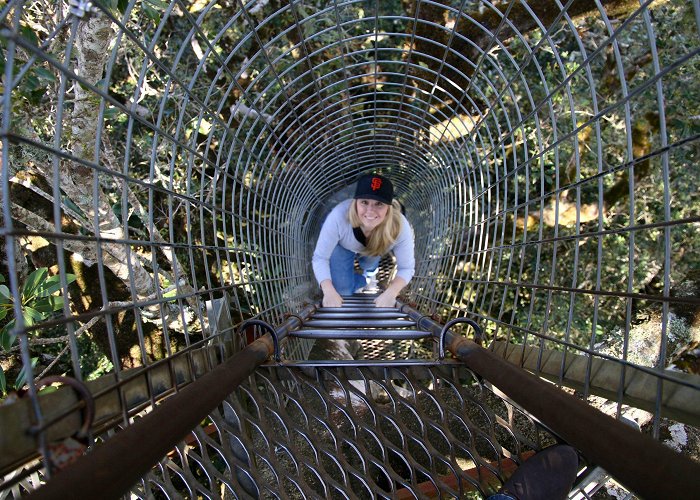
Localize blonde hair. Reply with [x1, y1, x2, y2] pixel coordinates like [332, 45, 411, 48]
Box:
[348, 199, 403, 256]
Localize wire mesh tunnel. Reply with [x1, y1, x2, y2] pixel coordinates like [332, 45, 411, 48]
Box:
[1, 0, 700, 498]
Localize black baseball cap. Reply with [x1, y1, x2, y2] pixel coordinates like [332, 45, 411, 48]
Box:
[354, 174, 394, 205]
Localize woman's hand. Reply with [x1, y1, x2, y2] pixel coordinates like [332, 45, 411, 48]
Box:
[373, 277, 407, 308]
[323, 289, 343, 308]
[374, 291, 397, 308]
[320, 280, 343, 308]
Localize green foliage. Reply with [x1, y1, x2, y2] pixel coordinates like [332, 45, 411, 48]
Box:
[0, 269, 76, 394]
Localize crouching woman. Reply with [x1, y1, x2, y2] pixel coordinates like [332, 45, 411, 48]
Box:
[312, 173, 415, 308]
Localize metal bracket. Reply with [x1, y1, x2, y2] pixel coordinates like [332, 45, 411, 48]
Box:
[438, 317, 484, 360]
[237, 319, 282, 362]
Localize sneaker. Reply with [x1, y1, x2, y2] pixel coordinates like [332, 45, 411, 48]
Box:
[364, 275, 380, 293]
[497, 445, 579, 500]
[361, 269, 380, 293]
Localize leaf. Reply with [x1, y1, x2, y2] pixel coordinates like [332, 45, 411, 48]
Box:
[14, 357, 38, 390]
[0, 320, 16, 351]
[62, 196, 86, 219]
[35, 275, 61, 296]
[23, 72, 41, 91]
[35, 273, 76, 298]
[0, 365, 6, 395]
[104, 105, 120, 119]
[34, 67, 56, 82]
[32, 298, 54, 314]
[92, 0, 118, 12]
[22, 307, 41, 325]
[19, 25, 39, 47]
[38, 385, 58, 395]
[33, 296, 64, 313]
[143, 4, 161, 22]
[22, 268, 48, 300]
[0, 284, 10, 303]
[145, 0, 169, 8]
[0, 307, 7, 321]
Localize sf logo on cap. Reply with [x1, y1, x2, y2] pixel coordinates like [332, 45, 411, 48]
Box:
[371, 177, 382, 191]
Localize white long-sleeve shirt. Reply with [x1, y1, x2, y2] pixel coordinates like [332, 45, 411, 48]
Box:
[312, 199, 415, 285]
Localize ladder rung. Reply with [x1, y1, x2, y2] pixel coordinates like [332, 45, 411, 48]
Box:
[303, 319, 416, 328]
[291, 329, 433, 340]
[318, 307, 399, 313]
[312, 312, 408, 320]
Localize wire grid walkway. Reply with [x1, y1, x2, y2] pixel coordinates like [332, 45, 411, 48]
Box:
[1, 0, 700, 497]
[134, 363, 563, 499]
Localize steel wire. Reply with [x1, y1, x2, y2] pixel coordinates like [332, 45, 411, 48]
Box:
[1, 0, 700, 497]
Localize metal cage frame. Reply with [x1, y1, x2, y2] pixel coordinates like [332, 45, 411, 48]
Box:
[1, 0, 699, 497]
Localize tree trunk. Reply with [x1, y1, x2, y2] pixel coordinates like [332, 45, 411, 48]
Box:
[67, 11, 154, 298]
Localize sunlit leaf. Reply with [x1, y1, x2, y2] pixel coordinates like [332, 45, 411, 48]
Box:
[0, 365, 6, 395]
[38, 385, 59, 395]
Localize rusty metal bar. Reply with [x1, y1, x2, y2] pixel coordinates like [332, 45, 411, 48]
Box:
[397, 302, 700, 498]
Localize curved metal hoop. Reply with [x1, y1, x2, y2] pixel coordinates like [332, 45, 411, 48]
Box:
[237, 319, 282, 362]
[438, 318, 484, 361]
[29, 375, 95, 439]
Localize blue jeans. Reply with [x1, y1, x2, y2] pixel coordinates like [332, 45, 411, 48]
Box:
[329, 245, 380, 295]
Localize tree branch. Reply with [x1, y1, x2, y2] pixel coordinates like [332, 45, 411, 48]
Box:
[10, 202, 99, 264]
[406, 0, 639, 114]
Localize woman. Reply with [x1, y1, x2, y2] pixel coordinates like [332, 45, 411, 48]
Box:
[312, 173, 415, 308]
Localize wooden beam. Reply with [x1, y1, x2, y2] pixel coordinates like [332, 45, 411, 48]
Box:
[490, 341, 700, 427]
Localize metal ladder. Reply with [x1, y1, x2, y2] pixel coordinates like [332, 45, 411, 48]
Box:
[292, 293, 431, 342]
